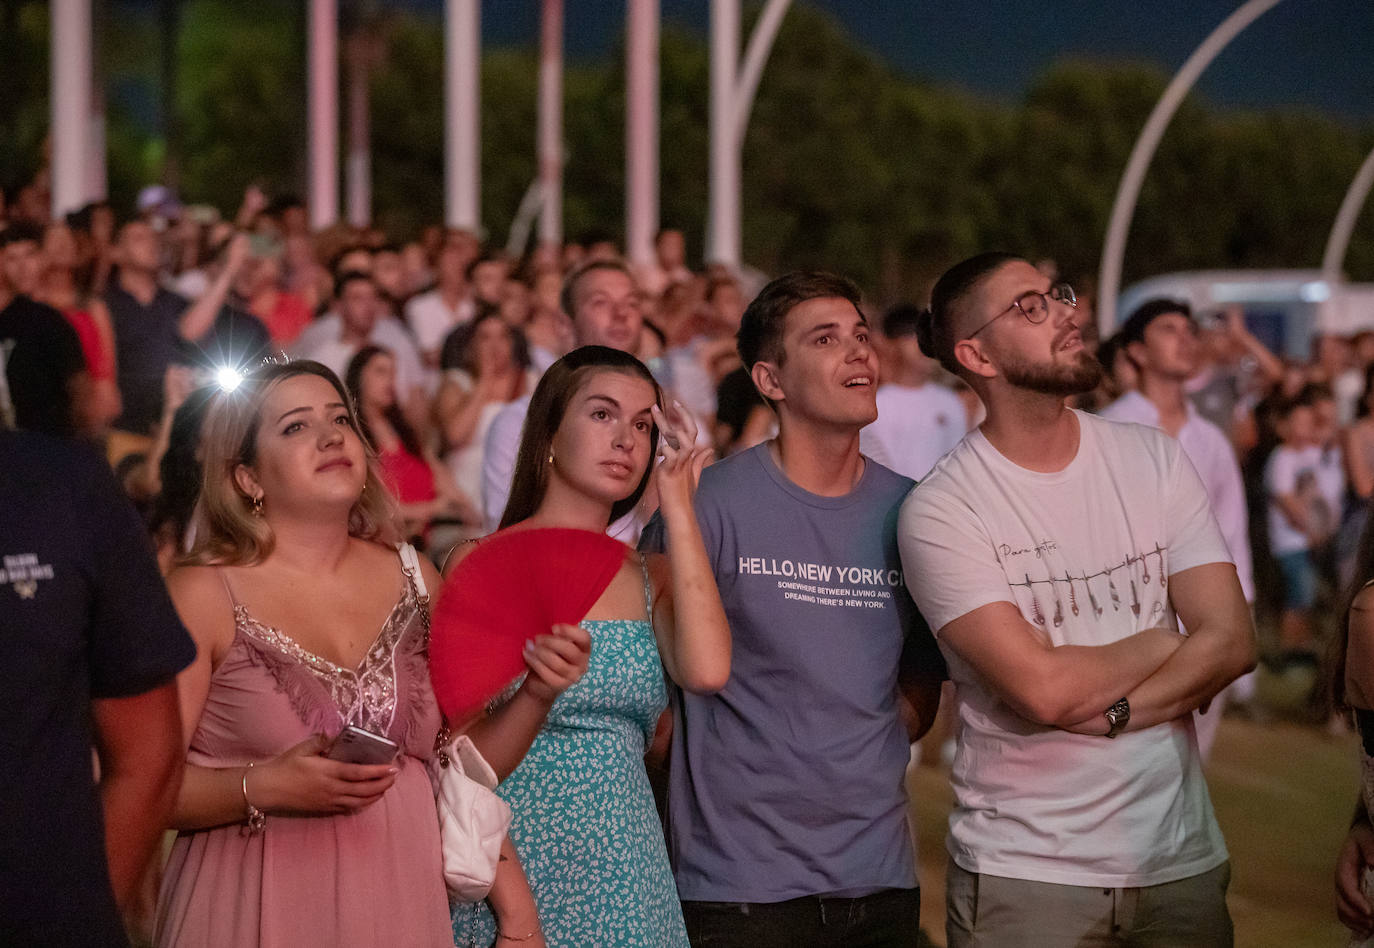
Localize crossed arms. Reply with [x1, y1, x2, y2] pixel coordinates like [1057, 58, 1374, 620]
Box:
[937, 561, 1255, 735]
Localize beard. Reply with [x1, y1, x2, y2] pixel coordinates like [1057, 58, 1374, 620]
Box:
[1000, 348, 1104, 396]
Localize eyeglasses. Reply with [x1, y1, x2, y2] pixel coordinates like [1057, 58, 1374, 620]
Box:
[967, 283, 1077, 339]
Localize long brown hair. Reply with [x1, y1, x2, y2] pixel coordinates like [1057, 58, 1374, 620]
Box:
[183, 360, 400, 566]
[499, 346, 661, 529]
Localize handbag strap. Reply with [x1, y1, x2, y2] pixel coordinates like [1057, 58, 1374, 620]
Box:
[399, 542, 429, 603]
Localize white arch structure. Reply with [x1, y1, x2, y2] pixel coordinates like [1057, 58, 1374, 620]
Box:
[707, 0, 792, 267]
[1096, 0, 1285, 334]
[1322, 146, 1374, 287]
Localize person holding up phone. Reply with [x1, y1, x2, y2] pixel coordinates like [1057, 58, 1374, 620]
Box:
[154, 360, 544, 947]
[442, 346, 731, 948]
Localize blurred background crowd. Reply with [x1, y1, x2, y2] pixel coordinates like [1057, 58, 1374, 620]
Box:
[1, 172, 1369, 716]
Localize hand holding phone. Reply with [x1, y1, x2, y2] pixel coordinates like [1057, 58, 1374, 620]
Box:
[327, 725, 400, 765]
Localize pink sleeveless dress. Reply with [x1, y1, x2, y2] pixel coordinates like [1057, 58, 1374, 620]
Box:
[155, 549, 453, 948]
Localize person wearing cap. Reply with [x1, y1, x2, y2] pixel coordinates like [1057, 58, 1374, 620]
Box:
[899, 253, 1254, 947]
[860, 303, 968, 482]
[1100, 299, 1257, 757]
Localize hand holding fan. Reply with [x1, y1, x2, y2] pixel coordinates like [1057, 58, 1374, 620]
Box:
[429, 527, 628, 722]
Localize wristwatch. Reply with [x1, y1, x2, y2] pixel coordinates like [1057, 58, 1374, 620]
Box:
[1103, 697, 1130, 739]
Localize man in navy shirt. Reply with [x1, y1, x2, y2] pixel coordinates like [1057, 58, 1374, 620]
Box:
[1, 325, 195, 944]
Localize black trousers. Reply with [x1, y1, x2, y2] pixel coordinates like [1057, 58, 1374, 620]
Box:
[681, 887, 922, 948]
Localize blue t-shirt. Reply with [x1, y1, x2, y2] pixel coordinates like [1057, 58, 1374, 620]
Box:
[642, 443, 938, 902]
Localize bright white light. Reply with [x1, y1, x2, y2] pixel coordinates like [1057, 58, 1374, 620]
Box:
[1300, 281, 1332, 303]
[215, 366, 244, 392]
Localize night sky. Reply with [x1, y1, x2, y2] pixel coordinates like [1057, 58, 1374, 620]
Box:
[407, 0, 1374, 124]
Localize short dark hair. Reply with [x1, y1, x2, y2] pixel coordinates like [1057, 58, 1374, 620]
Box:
[0, 300, 87, 434]
[0, 220, 43, 248]
[1119, 298, 1192, 348]
[1096, 332, 1127, 375]
[560, 258, 634, 319]
[881, 303, 922, 339]
[916, 252, 1023, 376]
[335, 270, 375, 299]
[736, 270, 862, 371]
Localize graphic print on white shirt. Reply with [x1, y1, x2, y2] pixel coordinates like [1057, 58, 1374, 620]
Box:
[1000, 542, 1170, 628]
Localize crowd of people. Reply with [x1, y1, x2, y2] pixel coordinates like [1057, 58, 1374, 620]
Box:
[1, 175, 1373, 948]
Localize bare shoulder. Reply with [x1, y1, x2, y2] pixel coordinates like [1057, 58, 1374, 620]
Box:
[165, 564, 236, 651]
[165, 563, 229, 610]
[440, 537, 482, 579]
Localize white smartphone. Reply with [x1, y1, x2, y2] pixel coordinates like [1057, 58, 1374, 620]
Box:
[326, 725, 400, 765]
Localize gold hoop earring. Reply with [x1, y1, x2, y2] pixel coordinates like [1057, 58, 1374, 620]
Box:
[251, 494, 264, 517]
[547, 451, 554, 465]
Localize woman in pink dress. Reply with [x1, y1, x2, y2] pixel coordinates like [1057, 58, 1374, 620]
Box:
[155, 360, 543, 947]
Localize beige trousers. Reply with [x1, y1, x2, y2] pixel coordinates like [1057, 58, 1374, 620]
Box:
[945, 858, 1233, 948]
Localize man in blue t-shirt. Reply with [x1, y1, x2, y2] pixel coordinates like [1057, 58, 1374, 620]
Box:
[642, 271, 945, 946]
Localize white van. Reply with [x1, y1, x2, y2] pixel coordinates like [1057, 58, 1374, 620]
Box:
[1116, 269, 1374, 358]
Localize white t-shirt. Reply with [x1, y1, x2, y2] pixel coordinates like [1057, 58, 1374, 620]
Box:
[1101, 391, 1253, 601]
[860, 383, 968, 483]
[290, 312, 430, 399]
[1265, 443, 1342, 555]
[899, 411, 1231, 888]
[404, 289, 474, 356]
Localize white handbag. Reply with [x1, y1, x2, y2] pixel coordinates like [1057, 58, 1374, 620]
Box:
[400, 544, 513, 904]
[429, 727, 513, 903]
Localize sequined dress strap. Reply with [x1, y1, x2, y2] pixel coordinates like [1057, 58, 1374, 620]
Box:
[638, 552, 654, 632]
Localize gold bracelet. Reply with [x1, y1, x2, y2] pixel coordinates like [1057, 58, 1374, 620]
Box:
[241, 762, 266, 835]
[495, 928, 538, 943]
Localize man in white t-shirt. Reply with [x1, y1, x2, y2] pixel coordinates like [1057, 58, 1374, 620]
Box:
[860, 303, 968, 482]
[899, 253, 1255, 947]
[1100, 298, 1255, 757]
[482, 259, 646, 538]
[290, 273, 428, 422]
[404, 242, 476, 364]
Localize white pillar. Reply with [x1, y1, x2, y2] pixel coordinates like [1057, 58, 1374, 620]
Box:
[445, 0, 481, 232]
[707, 0, 739, 267]
[86, 87, 107, 203]
[51, 0, 93, 219]
[732, 0, 791, 143]
[537, 0, 563, 248]
[625, 0, 659, 268]
[345, 41, 371, 229]
[1096, 0, 1284, 334]
[308, 0, 339, 232]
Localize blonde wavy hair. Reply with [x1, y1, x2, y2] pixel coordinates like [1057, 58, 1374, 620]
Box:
[182, 360, 400, 566]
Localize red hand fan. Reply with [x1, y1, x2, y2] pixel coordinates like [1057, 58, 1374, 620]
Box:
[429, 527, 629, 722]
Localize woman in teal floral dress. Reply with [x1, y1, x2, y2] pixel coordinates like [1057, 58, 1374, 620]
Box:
[442, 347, 731, 948]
